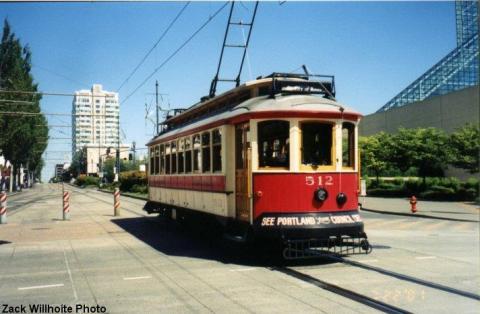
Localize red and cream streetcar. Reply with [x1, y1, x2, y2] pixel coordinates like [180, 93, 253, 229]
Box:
[144, 72, 371, 257]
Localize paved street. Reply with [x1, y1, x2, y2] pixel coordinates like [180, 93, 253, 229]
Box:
[0, 184, 478, 313]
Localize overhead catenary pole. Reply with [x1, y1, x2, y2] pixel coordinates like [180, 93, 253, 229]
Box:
[9, 165, 13, 193]
[155, 80, 159, 135]
[115, 103, 120, 182]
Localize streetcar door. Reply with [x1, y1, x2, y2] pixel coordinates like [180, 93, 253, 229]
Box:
[235, 123, 251, 222]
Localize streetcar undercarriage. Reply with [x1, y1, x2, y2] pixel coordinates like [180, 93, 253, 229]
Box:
[144, 201, 372, 259]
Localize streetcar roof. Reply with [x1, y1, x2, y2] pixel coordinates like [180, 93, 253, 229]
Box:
[146, 94, 361, 146]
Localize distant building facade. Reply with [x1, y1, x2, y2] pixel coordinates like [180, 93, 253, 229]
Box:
[72, 84, 120, 154]
[55, 164, 64, 178]
[360, 85, 479, 136]
[83, 144, 129, 175]
[72, 84, 129, 175]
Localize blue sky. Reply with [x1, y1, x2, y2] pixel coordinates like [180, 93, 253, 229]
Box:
[0, 1, 456, 180]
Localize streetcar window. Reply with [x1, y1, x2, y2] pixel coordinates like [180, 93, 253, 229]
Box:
[160, 144, 165, 174]
[165, 143, 171, 174]
[212, 129, 222, 172]
[301, 122, 333, 166]
[185, 136, 192, 173]
[202, 132, 211, 172]
[342, 122, 355, 168]
[178, 139, 184, 173]
[171, 141, 177, 174]
[149, 147, 154, 175]
[154, 146, 160, 175]
[258, 120, 289, 168]
[193, 134, 201, 172]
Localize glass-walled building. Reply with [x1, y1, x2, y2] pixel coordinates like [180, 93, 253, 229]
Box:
[378, 0, 479, 112]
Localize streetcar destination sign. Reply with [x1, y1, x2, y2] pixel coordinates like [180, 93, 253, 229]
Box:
[260, 214, 361, 227]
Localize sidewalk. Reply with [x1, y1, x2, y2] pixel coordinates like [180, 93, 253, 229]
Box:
[360, 196, 480, 222]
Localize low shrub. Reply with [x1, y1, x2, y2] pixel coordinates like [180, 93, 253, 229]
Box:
[378, 182, 397, 189]
[439, 177, 460, 192]
[367, 176, 478, 201]
[367, 187, 405, 197]
[404, 178, 422, 195]
[131, 184, 148, 194]
[74, 175, 99, 187]
[420, 188, 455, 201]
[393, 177, 405, 187]
[464, 178, 479, 191]
[457, 188, 478, 201]
[119, 171, 147, 192]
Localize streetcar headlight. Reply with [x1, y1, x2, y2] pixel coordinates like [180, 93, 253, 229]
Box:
[336, 192, 347, 205]
[314, 188, 328, 202]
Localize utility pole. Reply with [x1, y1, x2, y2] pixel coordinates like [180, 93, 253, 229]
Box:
[155, 80, 159, 135]
[132, 141, 136, 164]
[115, 116, 120, 182]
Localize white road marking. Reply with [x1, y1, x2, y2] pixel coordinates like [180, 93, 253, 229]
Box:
[415, 256, 437, 260]
[229, 267, 256, 272]
[123, 276, 152, 281]
[64, 247, 78, 300]
[18, 283, 64, 291]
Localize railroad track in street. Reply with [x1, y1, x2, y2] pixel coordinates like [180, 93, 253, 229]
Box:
[276, 267, 412, 314]
[13, 183, 473, 313]
[69, 184, 480, 311]
[328, 255, 480, 301]
[273, 252, 480, 314]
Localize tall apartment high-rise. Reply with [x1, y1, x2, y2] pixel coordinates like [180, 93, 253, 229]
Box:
[72, 84, 128, 175]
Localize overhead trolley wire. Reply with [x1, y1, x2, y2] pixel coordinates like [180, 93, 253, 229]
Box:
[116, 1, 191, 92]
[33, 64, 90, 88]
[122, 1, 229, 105]
[0, 90, 115, 98]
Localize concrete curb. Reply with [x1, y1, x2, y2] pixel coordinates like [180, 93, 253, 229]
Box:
[360, 207, 479, 223]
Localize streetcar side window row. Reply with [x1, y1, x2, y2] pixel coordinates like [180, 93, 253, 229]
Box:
[149, 129, 222, 175]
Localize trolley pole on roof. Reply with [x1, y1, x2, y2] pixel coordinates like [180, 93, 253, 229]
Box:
[155, 80, 159, 135]
[209, 1, 259, 98]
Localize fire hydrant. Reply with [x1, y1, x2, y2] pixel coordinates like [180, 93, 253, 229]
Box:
[410, 196, 417, 213]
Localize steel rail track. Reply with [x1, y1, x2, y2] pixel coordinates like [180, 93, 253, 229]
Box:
[276, 267, 412, 314]
[327, 255, 480, 301]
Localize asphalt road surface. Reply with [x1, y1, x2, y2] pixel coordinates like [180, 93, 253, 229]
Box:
[0, 183, 478, 313]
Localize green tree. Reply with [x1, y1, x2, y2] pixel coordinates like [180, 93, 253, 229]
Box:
[0, 19, 48, 184]
[70, 148, 87, 177]
[391, 128, 450, 182]
[103, 158, 140, 183]
[449, 124, 479, 173]
[359, 132, 393, 182]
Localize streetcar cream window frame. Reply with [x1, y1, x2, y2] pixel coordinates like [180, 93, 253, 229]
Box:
[193, 134, 201, 173]
[149, 147, 155, 175]
[160, 144, 165, 174]
[299, 120, 336, 172]
[178, 138, 185, 174]
[341, 122, 355, 170]
[257, 119, 290, 171]
[154, 145, 160, 175]
[202, 131, 211, 173]
[165, 142, 171, 174]
[212, 128, 222, 173]
[171, 140, 177, 174]
[185, 136, 192, 173]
